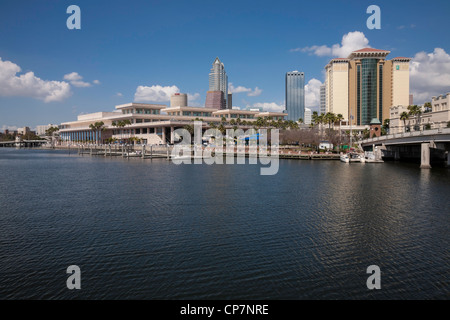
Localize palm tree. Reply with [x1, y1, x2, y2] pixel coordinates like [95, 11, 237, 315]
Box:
[336, 114, 344, 150]
[383, 119, 390, 135]
[298, 118, 304, 124]
[209, 122, 217, 129]
[89, 121, 105, 145]
[423, 102, 432, 113]
[184, 124, 194, 136]
[312, 111, 319, 127]
[218, 124, 226, 135]
[407, 105, 422, 131]
[400, 111, 409, 133]
[112, 120, 131, 142]
[317, 113, 325, 137]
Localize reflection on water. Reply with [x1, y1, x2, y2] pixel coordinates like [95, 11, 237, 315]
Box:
[0, 148, 448, 299]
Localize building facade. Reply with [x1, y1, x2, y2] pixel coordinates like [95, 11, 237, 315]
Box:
[285, 71, 305, 122]
[59, 103, 288, 145]
[389, 93, 450, 134]
[208, 57, 228, 109]
[324, 48, 411, 125]
[36, 124, 58, 136]
[325, 58, 349, 120]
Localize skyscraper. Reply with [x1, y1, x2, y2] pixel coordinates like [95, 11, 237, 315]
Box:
[285, 71, 305, 122]
[320, 84, 326, 115]
[324, 48, 411, 125]
[207, 57, 228, 109]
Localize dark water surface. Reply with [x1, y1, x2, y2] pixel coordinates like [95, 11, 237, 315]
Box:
[0, 148, 448, 299]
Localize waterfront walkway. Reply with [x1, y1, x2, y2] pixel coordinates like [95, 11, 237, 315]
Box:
[40, 144, 341, 161]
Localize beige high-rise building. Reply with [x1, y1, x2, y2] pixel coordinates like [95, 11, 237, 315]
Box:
[325, 58, 350, 120]
[324, 48, 411, 125]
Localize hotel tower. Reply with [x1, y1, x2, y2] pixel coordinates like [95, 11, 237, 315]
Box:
[325, 48, 411, 125]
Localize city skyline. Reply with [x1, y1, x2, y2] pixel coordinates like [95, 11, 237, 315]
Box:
[1, 0, 450, 131]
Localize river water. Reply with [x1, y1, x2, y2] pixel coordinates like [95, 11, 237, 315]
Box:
[0, 148, 448, 299]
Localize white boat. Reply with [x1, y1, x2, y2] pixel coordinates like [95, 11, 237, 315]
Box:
[364, 151, 384, 163]
[340, 153, 365, 163]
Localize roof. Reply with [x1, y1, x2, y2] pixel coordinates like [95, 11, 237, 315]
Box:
[352, 48, 390, 53]
[392, 57, 411, 60]
[370, 118, 382, 125]
[348, 47, 391, 60]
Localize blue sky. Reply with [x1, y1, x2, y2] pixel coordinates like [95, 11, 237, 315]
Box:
[1, 0, 450, 130]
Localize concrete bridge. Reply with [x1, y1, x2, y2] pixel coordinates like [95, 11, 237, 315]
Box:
[360, 128, 450, 168]
[0, 140, 48, 148]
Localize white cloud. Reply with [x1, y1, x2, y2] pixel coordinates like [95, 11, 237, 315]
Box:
[305, 79, 323, 108]
[1, 125, 18, 132]
[187, 93, 200, 101]
[229, 83, 262, 96]
[295, 31, 370, 58]
[134, 85, 179, 102]
[247, 102, 285, 113]
[63, 72, 82, 81]
[63, 72, 92, 87]
[410, 48, 450, 103]
[248, 87, 262, 97]
[70, 80, 91, 88]
[93, 80, 100, 85]
[0, 57, 71, 102]
[116, 92, 123, 97]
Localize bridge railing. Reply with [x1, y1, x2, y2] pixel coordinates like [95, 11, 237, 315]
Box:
[361, 127, 450, 144]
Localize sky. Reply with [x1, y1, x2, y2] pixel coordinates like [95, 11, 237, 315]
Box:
[1, 0, 450, 131]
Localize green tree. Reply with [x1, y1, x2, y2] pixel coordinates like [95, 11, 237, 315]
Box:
[400, 111, 409, 132]
[45, 126, 59, 137]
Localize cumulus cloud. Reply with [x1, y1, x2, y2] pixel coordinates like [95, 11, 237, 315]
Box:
[0, 57, 71, 102]
[305, 79, 323, 108]
[293, 31, 370, 58]
[410, 48, 450, 103]
[63, 72, 92, 87]
[247, 102, 285, 113]
[134, 85, 180, 102]
[229, 83, 262, 97]
[93, 80, 100, 85]
[116, 92, 123, 97]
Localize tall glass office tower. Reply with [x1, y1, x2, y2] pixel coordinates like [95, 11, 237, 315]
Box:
[208, 57, 228, 109]
[285, 71, 305, 121]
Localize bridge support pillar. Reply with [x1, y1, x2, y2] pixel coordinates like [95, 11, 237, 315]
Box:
[393, 146, 400, 160]
[420, 143, 431, 169]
